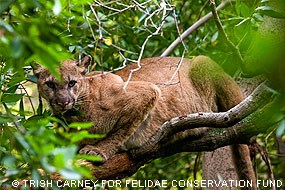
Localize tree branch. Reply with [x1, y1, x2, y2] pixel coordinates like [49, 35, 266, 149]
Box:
[76, 82, 284, 180]
[161, 0, 231, 57]
[209, 0, 245, 70]
[158, 82, 274, 139]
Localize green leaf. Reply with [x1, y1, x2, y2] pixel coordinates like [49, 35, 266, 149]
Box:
[256, 6, 285, 18]
[26, 26, 71, 79]
[0, 19, 14, 34]
[0, 146, 8, 154]
[0, 0, 15, 14]
[2, 93, 24, 103]
[76, 154, 103, 162]
[211, 32, 219, 43]
[19, 97, 25, 117]
[14, 132, 31, 151]
[31, 169, 41, 182]
[11, 37, 24, 58]
[69, 122, 94, 129]
[5, 84, 19, 93]
[68, 131, 105, 143]
[24, 115, 50, 128]
[235, 0, 241, 16]
[0, 114, 12, 124]
[48, 116, 68, 128]
[59, 169, 81, 180]
[41, 157, 56, 173]
[69, 45, 76, 52]
[276, 120, 285, 137]
[2, 155, 16, 168]
[37, 97, 43, 115]
[240, 2, 252, 18]
[53, 0, 62, 15]
[253, 13, 264, 22]
[29, 52, 61, 80]
[53, 146, 77, 162]
[7, 73, 25, 87]
[72, 165, 93, 179]
[54, 153, 65, 168]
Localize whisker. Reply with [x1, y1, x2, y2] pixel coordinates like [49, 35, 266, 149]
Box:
[76, 97, 90, 101]
[75, 100, 91, 105]
[77, 94, 89, 99]
[75, 100, 91, 104]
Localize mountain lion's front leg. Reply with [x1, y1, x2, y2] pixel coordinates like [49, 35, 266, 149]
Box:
[79, 81, 160, 162]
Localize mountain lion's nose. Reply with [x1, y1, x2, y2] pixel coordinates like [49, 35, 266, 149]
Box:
[57, 100, 70, 108]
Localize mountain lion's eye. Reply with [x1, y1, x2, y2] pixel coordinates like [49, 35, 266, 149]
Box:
[68, 80, 77, 87]
[45, 81, 56, 89]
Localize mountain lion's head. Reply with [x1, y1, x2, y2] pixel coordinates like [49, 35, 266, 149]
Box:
[32, 56, 91, 115]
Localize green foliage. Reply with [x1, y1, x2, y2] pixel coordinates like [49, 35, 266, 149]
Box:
[0, 68, 99, 188]
[0, 0, 284, 189]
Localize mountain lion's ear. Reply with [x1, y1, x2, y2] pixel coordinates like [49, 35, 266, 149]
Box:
[30, 62, 44, 78]
[77, 55, 92, 74]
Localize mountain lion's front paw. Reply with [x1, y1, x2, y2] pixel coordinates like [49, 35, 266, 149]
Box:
[79, 145, 108, 163]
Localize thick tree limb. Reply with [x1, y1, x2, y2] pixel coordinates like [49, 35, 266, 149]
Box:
[78, 81, 284, 180]
[157, 82, 274, 140]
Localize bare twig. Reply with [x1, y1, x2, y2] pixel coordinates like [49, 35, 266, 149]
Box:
[122, 34, 149, 90]
[19, 83, 36, 115]
[264, 130, 276, 190]
[123, 0, 174, 90]
[161, 0, 231, 57]
[93, 0, 129, 13]
[85, 0, 176, 85]
[194, 152, 202, 181]
[172, 9, 187, 50]
[167, 49, 186, 84]
[89, 3, 103, 40]
[255, 142, 276, 190]
[92, 0, 152, 17]
[209, 0, 245, 69]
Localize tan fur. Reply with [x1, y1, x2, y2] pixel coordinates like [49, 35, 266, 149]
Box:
[33, 55, 255, 183]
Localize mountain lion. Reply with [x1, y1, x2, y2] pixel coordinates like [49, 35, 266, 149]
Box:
[33, 55, 255, 184]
